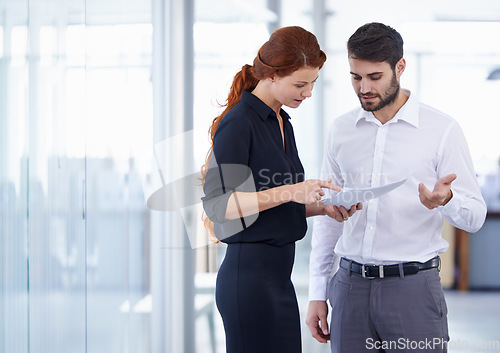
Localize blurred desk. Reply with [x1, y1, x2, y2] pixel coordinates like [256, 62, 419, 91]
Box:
[444, 212, 500, 291]
[118, 274, 219, 353]
[195, 272, 217, 294]
[468, 212, 500, 289]
[455, 227, 469, 291]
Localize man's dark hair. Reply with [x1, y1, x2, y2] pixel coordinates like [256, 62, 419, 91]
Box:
[347, 22, 404, 68]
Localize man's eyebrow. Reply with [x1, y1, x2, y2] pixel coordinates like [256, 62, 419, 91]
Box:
[350, 71, 383, 76]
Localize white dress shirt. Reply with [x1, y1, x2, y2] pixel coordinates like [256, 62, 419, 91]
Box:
[309, 89, 487, 301]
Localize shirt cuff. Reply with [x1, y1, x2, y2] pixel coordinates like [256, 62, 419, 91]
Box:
[439, 189, 463, 218]
[308, 275, 329, 302]
[202, 191, 233, 224]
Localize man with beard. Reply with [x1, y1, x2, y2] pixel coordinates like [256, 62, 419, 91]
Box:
[306, 22, 486, 353]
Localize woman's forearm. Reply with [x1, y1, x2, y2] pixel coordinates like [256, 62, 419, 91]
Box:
[224, 179, 338, 220]
[305, 203, 327, 218]
[225, 185, 294, 220]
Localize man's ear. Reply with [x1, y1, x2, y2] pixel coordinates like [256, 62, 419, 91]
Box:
[396, 58, 406, 77]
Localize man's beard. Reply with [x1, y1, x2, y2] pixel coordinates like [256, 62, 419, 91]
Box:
[358, 71, 400, 112]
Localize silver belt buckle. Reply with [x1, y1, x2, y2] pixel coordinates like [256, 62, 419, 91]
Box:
[361, 264, 384, 279]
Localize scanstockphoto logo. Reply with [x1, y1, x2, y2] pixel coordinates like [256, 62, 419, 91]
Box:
[366, 338, 500, 351]
[446, 339, 500, 351]
[325, 188, 376, 208]
[138, 130, 399, 249]
[139, 129, 258, 249]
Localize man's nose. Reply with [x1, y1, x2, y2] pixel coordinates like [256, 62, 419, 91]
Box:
[360, 79, 371, 94]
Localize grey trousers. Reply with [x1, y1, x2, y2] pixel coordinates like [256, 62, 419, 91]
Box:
[328, 265, 449, 353]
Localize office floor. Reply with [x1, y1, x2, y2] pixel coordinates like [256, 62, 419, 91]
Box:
[198, 290, 500, 353]
[444, 290, 500, 352]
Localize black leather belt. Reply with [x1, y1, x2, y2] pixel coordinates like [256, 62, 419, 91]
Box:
[340, 256, 440, 279]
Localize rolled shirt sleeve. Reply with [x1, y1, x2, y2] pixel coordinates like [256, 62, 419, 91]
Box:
[202, 114, 256, 239]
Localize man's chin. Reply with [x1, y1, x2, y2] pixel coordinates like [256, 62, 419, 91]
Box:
[361, 102, 379, 112]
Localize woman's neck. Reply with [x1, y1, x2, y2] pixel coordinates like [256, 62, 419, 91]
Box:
[251, 80, 281, 115]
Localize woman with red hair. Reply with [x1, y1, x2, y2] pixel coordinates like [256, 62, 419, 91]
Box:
[201, 26, 359, 353]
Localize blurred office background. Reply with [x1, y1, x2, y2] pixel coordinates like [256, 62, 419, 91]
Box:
[1, 0, 500, 352]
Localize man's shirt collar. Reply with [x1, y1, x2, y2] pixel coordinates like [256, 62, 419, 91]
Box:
[355, 89, 419, 128]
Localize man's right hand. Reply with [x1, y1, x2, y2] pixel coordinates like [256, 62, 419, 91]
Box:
[305, 300, 330, 343]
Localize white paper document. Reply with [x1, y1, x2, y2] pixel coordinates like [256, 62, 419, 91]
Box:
[322, 178, 407, 208]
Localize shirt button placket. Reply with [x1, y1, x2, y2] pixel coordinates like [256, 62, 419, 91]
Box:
[363, 125, 388, 261]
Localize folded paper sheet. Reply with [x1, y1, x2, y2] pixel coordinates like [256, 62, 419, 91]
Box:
[323, 178, 407, 208]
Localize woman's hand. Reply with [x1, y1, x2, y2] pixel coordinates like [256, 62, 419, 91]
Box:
[225, 179, 341, 220]
[289, 179, 341, 205]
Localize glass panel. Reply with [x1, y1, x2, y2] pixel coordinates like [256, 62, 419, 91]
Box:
[84, 2, 153, 352]
[193, 1, 274, 352]
[0, 1, 29, 352]
[26, 0, 87, 352]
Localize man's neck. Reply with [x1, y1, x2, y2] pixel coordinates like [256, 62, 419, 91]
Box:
[373, 90, 409, 125]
